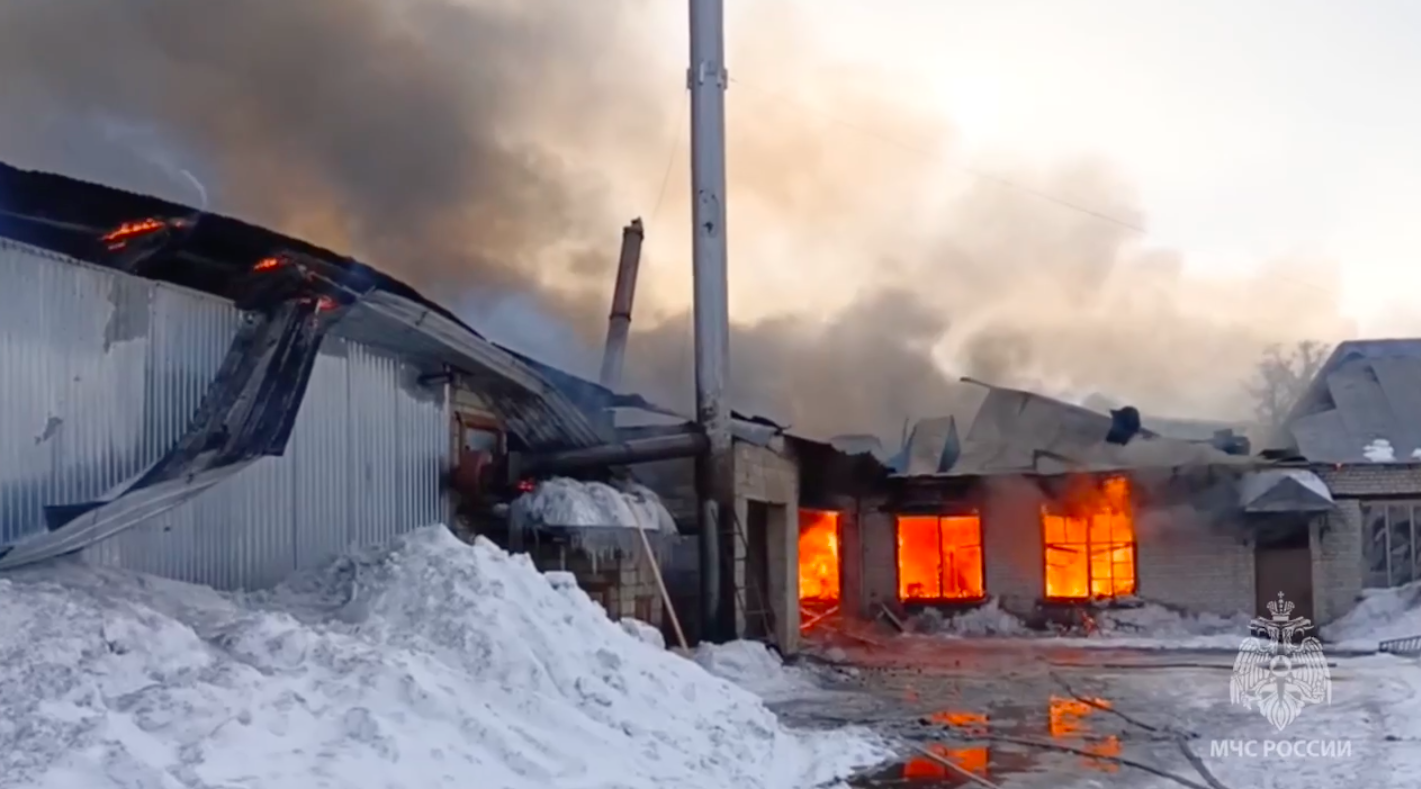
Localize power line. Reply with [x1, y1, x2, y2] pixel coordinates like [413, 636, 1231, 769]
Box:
[646, 91, 687, 231]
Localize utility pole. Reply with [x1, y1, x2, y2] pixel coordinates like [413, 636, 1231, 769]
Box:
[688, 0, 736, 642]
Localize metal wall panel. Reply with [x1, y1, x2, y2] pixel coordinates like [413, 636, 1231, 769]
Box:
[2, 242, 450, 590]
[84, 337, 451, 590]
[0, 240, 238, 546]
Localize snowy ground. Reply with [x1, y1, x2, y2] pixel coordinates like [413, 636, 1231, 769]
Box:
[916, 597, 1324, 650]
[0, 526, 887, 789]
[1323, 582, 1421, 651]
[797, 638, 1421, 788]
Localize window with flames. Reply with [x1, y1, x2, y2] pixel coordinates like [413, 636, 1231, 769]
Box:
[1041, 476, 1138, 600]
[896, 514, 986, 602]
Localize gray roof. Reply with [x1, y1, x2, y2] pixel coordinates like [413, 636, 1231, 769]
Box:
[1239, 469, 1334, 513]
[1284, 339, 1421, 463]
[901, 380, 1251, 477]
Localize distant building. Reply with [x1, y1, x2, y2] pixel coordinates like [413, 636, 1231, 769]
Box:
[1273, 339, 1421, 592]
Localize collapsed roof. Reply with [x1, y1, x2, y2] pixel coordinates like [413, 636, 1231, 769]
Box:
[0, 160, 602, 451]
[1282, 339, 1421, 464]
[898, 379, 1254, 477]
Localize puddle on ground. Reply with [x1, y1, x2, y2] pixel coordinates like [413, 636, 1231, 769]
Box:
[852, 696, 1123, 787]
[852, 744, 1039, 788]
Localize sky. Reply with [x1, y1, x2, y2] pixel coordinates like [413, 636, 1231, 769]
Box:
[622, 0, 1421, 336]
[0, 0, 1411, 432]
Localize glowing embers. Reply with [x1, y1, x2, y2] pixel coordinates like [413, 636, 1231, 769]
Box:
[896, 514, 985, 601]
[1042, 476, 1137, 600]
[100, 217, 187, 251]
[798, 509, 841, 601]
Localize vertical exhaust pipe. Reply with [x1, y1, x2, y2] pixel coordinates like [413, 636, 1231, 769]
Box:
[688, 0, 736, 643]
[598, 218, 645, 391]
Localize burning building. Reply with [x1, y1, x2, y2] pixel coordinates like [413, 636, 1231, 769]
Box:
[0, 161, 610, 588]
[807, 379, 1373, 633]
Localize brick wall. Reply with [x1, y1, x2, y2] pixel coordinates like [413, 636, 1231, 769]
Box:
[1311, 464, 1416, 623]
[1312, 500, 1363, 625]
[1316, 465, 1421, 496]
[732, 439, 801, 653]
[979, 482, 1047, 615]
[838, 500, 864, 620]
[858, 501, 897, 617]
[1135, 511, 1255, 615]
[529, 545, 662, 627]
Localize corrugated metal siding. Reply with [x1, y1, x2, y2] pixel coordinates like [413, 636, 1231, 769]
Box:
[0, 239, 239, 546]
[83, 335, 451, 590]
[2, 240, 450, 590]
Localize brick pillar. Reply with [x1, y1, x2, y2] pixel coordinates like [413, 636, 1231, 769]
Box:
[1313, 501, 1363, 625]
[859, 498, 897, 617]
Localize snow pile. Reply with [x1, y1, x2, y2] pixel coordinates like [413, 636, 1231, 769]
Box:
[0, 526, 886, 789]
[1078, 603, 1252, 649]
[913, 599, 1030, 637]
[912, 600, 1251, 648]
[693, 641, 818, 700]
[1365, 439, 1397, 462]
[619, 617, 668, 650]
[512, 477, 677, 533]
[1322, 582, 1421, 651]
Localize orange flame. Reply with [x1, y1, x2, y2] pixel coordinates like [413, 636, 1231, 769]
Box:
[798, 510, 840, 601]
[101, 217, 169, 250]
[252, 256, 285, 272]
[896, 514, 985, 601]
[1043, 476, 1137, 600]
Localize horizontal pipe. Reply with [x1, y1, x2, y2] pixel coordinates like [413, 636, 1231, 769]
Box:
[512, 431, 708, 477]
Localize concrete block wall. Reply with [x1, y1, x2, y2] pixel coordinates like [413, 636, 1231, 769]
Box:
[1312, 500, 1363, 625]
[732, 439, 800, 653]
[980, 486, 1046, 616]
[1135, 515, 1254, 616]
[615, 554, 665, 627]
[858, 501, 897, 617]
[836, 498, 864, 619]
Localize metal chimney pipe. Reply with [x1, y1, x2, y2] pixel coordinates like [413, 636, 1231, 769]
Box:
[598, 218, 645, 391]
[688, 0, 736, 643]
[510, 432, 708, 478]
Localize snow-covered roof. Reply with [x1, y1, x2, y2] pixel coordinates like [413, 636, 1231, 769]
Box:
[1285, 339, 1421, 464]
[1239, 469, 1334, 513]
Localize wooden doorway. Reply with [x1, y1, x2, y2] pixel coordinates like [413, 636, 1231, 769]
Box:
[1254, 519, 1315, 635]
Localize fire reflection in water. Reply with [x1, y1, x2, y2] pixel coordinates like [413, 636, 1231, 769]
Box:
[1048, 696, 1122, 772]
[887, 700, 1120, 785]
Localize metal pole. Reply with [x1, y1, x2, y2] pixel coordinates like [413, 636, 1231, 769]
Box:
[598, 218, 645, 391]
[688, 0, 735, 643]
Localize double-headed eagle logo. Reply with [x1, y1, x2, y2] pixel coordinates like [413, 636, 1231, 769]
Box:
[1229, 592, 1332, 731]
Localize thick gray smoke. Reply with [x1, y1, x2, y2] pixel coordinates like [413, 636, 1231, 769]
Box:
[0, 0, 1356, 445]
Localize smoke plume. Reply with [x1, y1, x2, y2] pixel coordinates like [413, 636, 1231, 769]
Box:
[0, 0, 1356, 444]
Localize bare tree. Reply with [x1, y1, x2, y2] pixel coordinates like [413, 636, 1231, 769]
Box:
[1246, 340, 1332, 433]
